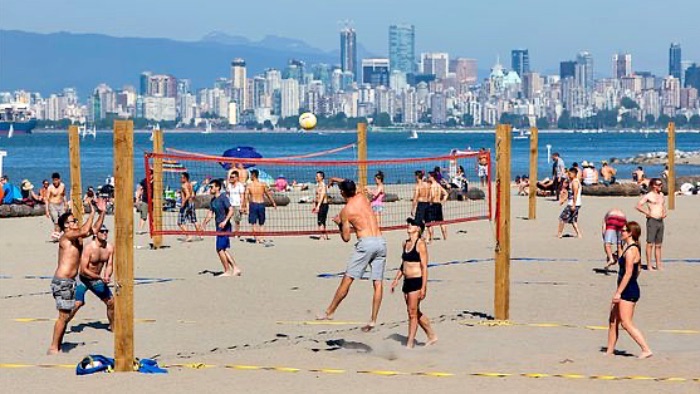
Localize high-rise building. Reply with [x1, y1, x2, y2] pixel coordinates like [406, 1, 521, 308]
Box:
[430, 93, 447, 124]
[669, 43, 682, 79]
[230, 58, 248, 110]
[511, 49, 530, 77]
[340, 27, 357, 82]
[576, 51, 594, 90]
[146, 74, 178, 98]
[452, 58, 478, 84]
[388, 24, 415, 74]
[280, 79, 300, 118]
[421, 53, 449, 79]
[361, 58, 390, 87]
[612, 53, 632, 79]
[139, 72, 152, 96]
[560, 61, 576, 79]
[685, 63, 700, 90]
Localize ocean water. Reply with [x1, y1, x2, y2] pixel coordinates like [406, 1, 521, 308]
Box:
[1, 130, 699, 190]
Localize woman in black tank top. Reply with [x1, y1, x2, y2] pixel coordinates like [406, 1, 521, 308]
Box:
[606, 221, 653, 359]
[390, 218, 438, 349]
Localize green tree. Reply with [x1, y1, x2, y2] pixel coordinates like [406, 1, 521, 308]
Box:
[620, 97, 639, 109]
[620, 112, 639, 128]
[689, 114, 700, 128]
[674, 114, 688, 127]
[374, 112, 392, 127]
[644, 114, 655, 127]
[657, 114, 672, 128]
[445, 117, 458, 127]
[536, 117, 549, 130]
[557, 110, 571, 129]
[462, 114, 474, 126]
[263, 120, 274, 130]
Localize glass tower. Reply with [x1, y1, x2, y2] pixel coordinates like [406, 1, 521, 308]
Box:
[511, 49, 529, 77]
[389, 24, 415, 74]
[669, 43, 682, 79]
[340, 27, 357, 82]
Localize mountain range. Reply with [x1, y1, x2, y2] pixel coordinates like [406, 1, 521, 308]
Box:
[0, 30, 377, 96]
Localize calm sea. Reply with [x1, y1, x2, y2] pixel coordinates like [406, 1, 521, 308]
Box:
[1, 130, 699, 189]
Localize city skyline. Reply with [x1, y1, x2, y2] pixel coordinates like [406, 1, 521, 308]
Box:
[1, 0, 698, 75]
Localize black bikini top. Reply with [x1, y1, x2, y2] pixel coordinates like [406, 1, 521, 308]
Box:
[402, 239, 421, 263]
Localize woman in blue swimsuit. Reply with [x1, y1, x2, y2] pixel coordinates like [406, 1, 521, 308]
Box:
[606, 221, 653, 359]
[390, 218, 437, 349]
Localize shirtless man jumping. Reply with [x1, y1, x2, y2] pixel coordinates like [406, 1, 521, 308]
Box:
[244, 169, 277, 244]
[411, 170, 430, 224]
[312, 171, 330, 240]
[48, 197, 106, 354]
[73, 224, 115, 330]
[636, 178, 667, 270]
[46, 172, 67, 241]
[318, 178, 387, 332]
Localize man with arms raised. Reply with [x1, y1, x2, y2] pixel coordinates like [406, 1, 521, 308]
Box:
[312, 171, 330, 240]
[244, 169, 277, 244]
[73, 224, 115, 330]
[48, 197, 107, 354]
[636, 178, 667, 270]
[318, 178, 387, 332]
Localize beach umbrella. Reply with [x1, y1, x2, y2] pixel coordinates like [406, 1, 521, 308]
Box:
[220, 146, 262, 170]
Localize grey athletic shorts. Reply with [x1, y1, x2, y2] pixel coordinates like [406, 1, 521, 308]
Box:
[50, 277, 76, 311]
[646, 217, 664, 244]
[48, 202, 66, 224]
[346, 237, 387, 281]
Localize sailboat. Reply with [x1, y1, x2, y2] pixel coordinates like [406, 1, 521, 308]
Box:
[408, 130, 418, 139]
[80, 123, 97, 139]
[8, 123, 13, 138]
[202, 119, 212, 134]
[513, 129, 529, 140]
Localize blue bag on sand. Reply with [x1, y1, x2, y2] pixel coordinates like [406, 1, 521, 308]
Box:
[137, 358, 168, 374]
[76, 355, 115, 375]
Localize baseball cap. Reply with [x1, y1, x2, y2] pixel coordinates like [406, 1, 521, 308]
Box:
[99, 225, 109, 232]
[406, 217, 425, 232]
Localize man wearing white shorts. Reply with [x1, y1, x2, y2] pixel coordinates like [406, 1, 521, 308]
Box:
[226, 170, 246, 236]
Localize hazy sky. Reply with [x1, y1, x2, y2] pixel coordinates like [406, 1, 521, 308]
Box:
[2, 0, 698, 75]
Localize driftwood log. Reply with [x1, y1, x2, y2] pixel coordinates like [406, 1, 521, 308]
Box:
[0, 203, 46, 218]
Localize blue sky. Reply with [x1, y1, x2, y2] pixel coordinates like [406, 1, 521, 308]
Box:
[2, 0, 698, 75]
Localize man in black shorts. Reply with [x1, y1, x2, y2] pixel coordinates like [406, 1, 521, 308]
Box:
[312, 171, 330, 240]
[412, 170, 430, 224]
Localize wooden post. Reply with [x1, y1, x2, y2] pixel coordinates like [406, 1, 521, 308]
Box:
[68, 125, 83, 223]
[494, 124, 511, 321]
[113, 120, 134, 372]
[528, 127, 538, 220]
[152, 129, 164, 248]
[357, 122, 368, 189]
[667, 122, 675, 210]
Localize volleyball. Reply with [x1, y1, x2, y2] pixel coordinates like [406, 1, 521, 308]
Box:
[299, 112, 317, 130]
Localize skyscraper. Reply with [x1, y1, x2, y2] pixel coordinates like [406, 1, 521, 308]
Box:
[421, 53, 449, 79]
[361, 58, 390, 87]
[612, 53, 632, 79]
[389, 24, 415, 74]
[280, 79, 300, 118]
[452, 58, 478, 84]
[231, 58, 247, 110]
[560, 61, 576, 79]
[576, 51, 594, 90]
[669, 43, 682, 79]
[340, 27, 357, 82]
[511, 49, 530, 77]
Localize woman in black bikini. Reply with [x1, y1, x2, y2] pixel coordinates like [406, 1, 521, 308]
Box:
[390, 218, 437, 349]
[606, 221, 653, 359]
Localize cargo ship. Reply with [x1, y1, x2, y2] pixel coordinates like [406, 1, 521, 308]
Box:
[0, 103, 37, 136]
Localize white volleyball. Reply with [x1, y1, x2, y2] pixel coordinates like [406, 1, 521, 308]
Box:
[299, 112, 317, 130]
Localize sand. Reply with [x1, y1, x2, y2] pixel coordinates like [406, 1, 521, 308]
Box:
[1, 194, 699, 393]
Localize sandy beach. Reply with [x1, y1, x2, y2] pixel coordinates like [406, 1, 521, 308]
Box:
[1, 193, 699, 393]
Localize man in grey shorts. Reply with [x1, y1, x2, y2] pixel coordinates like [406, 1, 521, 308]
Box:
[636, 178, 667, 270]
[317, 178, 386, 332]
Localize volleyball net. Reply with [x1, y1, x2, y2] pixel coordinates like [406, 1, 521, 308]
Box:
[144, 149, 491, 237]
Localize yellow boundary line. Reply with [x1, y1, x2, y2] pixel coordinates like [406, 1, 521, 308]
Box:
[459, 320, 700, 334]
[1, 362, 697, 382]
